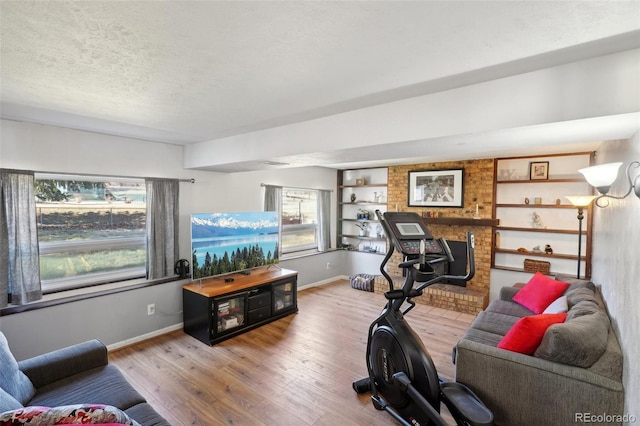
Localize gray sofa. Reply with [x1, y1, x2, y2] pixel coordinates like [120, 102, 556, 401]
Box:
[453, 276, 624, 426]
[0, 332, 169, 426]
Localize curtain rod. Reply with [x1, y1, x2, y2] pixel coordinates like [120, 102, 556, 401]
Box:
[12, 168, 195, 183]
[260, 183, 333, 192]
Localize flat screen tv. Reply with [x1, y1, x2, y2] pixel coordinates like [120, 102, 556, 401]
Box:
[191, 211, 279, 279]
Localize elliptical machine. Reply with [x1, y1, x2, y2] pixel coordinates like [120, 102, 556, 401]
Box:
[352, 211, 494, 426]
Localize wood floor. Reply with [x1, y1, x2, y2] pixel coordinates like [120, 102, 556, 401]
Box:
[109, 280, 476, 426]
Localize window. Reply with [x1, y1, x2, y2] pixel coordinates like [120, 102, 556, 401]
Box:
[281, 188, 318, 254]
[35, 173, 147, 292]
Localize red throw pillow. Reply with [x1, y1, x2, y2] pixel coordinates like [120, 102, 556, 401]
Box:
[498, 313, 567, 354]
[513, 272, 570, 314]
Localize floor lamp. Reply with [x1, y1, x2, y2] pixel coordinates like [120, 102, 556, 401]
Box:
[565, 196, 596, 279]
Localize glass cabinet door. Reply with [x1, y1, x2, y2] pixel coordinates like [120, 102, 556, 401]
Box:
[272, 280, 295, 314]
[213, 293, 247, 335]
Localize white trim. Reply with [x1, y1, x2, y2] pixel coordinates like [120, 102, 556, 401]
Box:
[106, 323, 183, 352]
[297, 275, 349, 291]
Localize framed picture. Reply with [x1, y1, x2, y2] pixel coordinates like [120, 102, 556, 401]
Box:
[408, 169, 464, 207]
[529, 161, 549, 180]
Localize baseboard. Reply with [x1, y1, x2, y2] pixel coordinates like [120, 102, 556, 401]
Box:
[107, 323, 183, 352]
[298, 275, 349, 291]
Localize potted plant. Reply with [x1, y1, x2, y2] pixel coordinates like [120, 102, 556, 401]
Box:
[355, 220, 369, 237]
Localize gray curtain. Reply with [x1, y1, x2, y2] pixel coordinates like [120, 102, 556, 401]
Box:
[317, 189, 331, 252]
[145, 178, 179, 279]
[263, 184, 282, 214]
[263, 185, 282, 254]
[0, 169, 42, 307]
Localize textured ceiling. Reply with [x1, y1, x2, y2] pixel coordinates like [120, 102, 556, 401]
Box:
[1, 1, 640, 171]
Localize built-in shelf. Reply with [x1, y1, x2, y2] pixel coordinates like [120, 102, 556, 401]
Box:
[496, 204, 576, 209]
[340, 247, 385, 255]
[341, 218, 381, 223]
[495, 178, 583, 184]
[422, 217, 500, 227]
[339, 184, 388, 188]
[493, 265, 569, 275]
[339, 201, 387, 206]
[496, 226, 580, 235]
[494, 248, 583, 261]
[337, 167, 388, 254]
[492, 152, 594, 277]
[339, 233, 385, 241]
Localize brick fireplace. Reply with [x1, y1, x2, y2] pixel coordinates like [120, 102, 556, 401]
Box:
[377, 159, 496, 314]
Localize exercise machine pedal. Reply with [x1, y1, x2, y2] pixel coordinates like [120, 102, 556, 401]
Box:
[440, 382, 494, 426]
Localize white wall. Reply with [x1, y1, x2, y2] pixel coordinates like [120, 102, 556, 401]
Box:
[590, 135, 640, 422]
[0, 120, 340, 359]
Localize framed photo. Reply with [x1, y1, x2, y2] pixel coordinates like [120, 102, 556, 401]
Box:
[408, 169, 464, 207]
[529, 161, 549, 180]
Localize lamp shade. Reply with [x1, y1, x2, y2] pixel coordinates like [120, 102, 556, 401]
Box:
[565, 195, 597, 207]
[578, 163, 622, 194]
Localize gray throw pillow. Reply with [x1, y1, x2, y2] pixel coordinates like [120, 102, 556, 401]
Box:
[534, 311, 610, 368]
[566, 300, 601, 321]
[565, 287, 597, 308]
[0, 332, 36, 404]
[554, 274, 596, 293]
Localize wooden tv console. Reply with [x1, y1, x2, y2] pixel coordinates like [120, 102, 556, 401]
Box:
[182, 266, 298, 345]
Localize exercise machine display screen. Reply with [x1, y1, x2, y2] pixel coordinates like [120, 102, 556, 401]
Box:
[396, 223, 426, 237]
[383, 212, 443, 255]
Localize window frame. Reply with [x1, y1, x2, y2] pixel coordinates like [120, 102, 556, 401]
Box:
[34, 173, 147, 293]
[280, 187, 319, 255]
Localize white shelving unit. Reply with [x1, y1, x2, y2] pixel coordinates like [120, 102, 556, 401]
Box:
[337, 167, 388, 254]
[493, 152, 594, 278]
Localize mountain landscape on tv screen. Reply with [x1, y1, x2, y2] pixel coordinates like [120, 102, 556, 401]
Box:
[191, 212, 279, 279]
[191, 213, 278, 238]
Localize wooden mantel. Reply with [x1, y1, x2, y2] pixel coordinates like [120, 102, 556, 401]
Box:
[422, 217, 500, 227]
